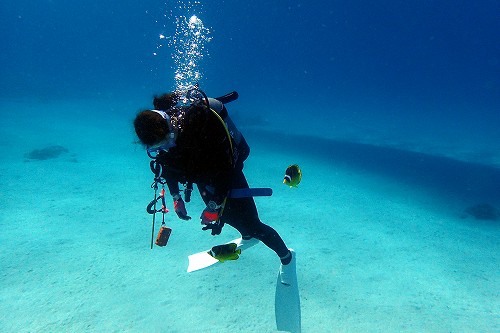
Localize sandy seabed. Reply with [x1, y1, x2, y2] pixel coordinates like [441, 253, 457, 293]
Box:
[0, 99, 498, 332]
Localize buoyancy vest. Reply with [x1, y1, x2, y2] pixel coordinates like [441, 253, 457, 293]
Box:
[207, 97, 249, 168]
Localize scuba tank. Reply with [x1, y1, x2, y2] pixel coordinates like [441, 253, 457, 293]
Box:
[207, 97, 243, 146]
[185, 88, 242, 144]
[184, 87, 249, 166]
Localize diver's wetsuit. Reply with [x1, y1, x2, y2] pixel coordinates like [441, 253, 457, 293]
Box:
[155, 102, 289, 259]
[211, 169, 290, 259]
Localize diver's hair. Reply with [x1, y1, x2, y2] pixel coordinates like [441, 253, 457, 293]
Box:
[153, 92, 179, 110]
[133, 110, 169, 146]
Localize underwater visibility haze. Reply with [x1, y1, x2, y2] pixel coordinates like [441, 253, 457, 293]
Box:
[0, 0, 499, 332]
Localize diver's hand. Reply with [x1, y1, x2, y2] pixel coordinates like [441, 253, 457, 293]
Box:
[200, 201, 222, 225]
[200, 201, 224, 235]
[202, 220, 224, 236]
[173, 194, 191, 220]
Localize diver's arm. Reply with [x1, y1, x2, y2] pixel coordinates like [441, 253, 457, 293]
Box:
[155, 152, 191, 220]
[200, 183, 227, 235]
[155, 151, 180, 197]
[197, 134, 232, 234]
[162, 170, 191, 220]
[200, 160, 232, 206]
[211, 173, 232, 205]
[165, 176, 181, 197]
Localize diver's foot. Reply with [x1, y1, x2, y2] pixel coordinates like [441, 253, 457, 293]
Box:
[279, 249, 296, 285]
[237, 237, 260, 251]
[280, 250, 292, 265]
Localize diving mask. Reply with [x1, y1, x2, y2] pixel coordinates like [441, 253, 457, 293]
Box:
[146, 110, 176, 155]
[147, 133, 176, 154]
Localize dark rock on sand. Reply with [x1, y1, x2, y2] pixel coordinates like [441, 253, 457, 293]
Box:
[25, 145, 69, 161]
[463, 203, 499, 221]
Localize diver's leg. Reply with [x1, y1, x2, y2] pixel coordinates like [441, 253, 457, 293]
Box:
[251, 220, 291, 264]
[223, 170, 291, 263]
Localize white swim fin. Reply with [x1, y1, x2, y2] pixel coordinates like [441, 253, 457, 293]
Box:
[187, 237, 260, 273]
[275, 249, 301, 332]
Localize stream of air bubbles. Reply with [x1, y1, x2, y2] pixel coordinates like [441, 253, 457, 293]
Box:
[154, 1, 212, 93]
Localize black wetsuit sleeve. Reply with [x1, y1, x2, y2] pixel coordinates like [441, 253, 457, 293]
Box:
[209, 175, 231, 205]
[165, 175, 180, 197]
[155, 151, 181, 197]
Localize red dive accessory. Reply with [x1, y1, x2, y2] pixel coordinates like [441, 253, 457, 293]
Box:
[200, 200, 226, 236]
[200, 201, 222, 225]
[155, 226, 172, 246]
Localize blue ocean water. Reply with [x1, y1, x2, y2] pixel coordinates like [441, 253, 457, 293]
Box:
[1, 1, 498, 108]
[1, 1, 499, 332]
[2, 0, 499, 161]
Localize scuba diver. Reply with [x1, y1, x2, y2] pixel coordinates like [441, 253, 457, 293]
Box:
[133, 88, 294, 279]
